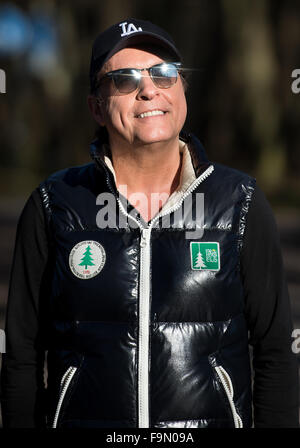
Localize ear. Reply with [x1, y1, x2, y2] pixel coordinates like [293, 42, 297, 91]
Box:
[87, 94, 106, 126]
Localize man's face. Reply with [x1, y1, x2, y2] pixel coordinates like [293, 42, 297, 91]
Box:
[91, 46, 187, 148]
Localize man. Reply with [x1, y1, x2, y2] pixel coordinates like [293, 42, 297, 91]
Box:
[1, 18, 299, 428]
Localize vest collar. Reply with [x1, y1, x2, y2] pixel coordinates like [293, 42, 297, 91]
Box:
[89, 131, 210, 186]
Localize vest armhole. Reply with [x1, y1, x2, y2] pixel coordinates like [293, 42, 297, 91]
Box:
[237, 177, 256, 256]
[39, 181, 54, 246]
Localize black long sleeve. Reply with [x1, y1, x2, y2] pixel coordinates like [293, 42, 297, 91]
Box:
[241, 185, 299, 427]
[0, 189, 50, 428]
[0, 185, 298, 427]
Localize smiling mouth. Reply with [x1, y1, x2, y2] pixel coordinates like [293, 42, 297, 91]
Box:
[136, 110, 166, 118]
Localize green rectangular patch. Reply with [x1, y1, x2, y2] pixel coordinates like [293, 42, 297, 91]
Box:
[190, 242, 220, 271]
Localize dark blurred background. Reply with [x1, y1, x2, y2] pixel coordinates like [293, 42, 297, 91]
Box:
[0, 0, 299, 427]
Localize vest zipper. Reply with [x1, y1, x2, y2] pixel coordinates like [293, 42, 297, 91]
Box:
[214, 365, 243, 428]
[52, 366, 78, 428]
[138, 228, 152, 427]
[149, 164, 214, 220]
[100, 160, 214, 428]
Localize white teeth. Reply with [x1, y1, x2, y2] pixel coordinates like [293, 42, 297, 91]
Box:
[137, 110, 165, 118]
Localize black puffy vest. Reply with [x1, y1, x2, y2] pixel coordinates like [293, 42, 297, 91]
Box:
[39, 133, 256, 428]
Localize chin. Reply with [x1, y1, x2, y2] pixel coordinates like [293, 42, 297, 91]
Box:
[136, 130, 175, 145]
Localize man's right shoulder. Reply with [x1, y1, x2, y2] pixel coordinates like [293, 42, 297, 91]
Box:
[41, 162, 97, 186]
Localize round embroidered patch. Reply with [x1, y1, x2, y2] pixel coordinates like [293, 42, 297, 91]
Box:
[69, 240, 106, 279]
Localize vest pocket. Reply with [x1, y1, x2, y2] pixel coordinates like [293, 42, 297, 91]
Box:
[52, 366, 78, 428]
[214, 365, 243, 428]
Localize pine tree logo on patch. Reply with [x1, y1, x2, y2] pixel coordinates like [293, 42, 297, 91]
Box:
[190, 242, 220, 271]
[69, 241, 106, 279]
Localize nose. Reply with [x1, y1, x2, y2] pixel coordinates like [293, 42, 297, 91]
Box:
[136, 72, 159, 101]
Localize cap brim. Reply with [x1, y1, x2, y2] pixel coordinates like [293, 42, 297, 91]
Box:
[103, 32, 181, 65]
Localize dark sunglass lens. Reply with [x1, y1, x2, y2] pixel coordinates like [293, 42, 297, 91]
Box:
[151, 64, 178, 88]
[113, 69, 140, 93]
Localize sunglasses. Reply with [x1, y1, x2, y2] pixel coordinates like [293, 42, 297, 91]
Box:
[97, 62, 182, 94]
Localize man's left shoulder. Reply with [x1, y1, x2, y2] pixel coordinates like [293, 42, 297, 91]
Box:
[205, 162, 257, 205]
[212, 161, 256, 186]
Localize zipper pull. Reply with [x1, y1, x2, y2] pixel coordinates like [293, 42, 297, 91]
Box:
[140, 228, 150, 248]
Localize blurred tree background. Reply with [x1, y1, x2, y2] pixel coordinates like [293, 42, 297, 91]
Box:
[0, 0, 300, 427]
[0, 0, 299, 202]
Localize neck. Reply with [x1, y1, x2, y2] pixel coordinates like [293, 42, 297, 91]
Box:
[109, 138, 182, 196]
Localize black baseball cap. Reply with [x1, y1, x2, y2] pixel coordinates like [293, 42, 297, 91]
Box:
[89, 18, 182, 92]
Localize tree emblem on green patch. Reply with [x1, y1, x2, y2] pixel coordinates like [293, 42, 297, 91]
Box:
[78, 245, 95, 269]
[190, 242, 220, 271]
